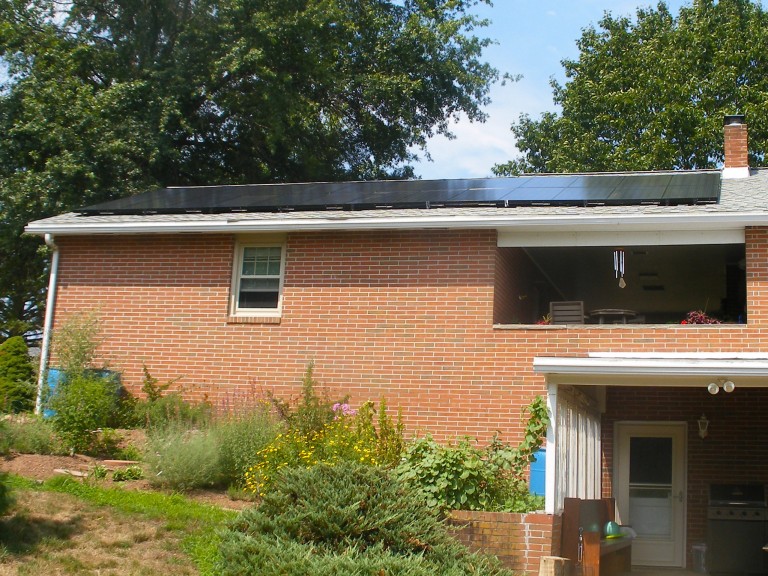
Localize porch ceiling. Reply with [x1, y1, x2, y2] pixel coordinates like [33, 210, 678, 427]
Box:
[533, 353, 768, 388]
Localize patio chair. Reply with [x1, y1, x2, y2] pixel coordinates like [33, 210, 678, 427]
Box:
[549, 301, 586, 325]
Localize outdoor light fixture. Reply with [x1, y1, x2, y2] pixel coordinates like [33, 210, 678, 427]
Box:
[698, 414, 710, 439]
[707, 378, 736, 395]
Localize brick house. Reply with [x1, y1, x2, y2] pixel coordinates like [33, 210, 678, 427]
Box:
[25, 116, 768, 572]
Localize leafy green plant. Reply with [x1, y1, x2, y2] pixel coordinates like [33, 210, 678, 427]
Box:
[396, 397, 550, 512]
[0, 336, 35, 413]
[48, 374, 123, 454]
[144, 424, 222, 491]
[217, 464, 513, 576]
[112, 465, 144, 482]
[90, 464, 108, 480]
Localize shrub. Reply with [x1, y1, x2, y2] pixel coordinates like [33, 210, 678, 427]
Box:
[48, 374, 122, 454]
[396, 397, 549, 512]
[144, 423, 222, 491]
[214, 407, 283, 487]
[0, 336, 35, 413]
[133, 366, 211, 429]
[244, 399, 404, 496]
[52, 311, 103, 378]
[216, 464, 513, 576]
[3, 415, 62, 455]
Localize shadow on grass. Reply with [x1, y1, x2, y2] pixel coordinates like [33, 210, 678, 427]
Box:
[0, 511, 84, 557]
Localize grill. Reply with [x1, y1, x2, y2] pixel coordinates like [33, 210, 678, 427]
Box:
[707, 484, 768, 575]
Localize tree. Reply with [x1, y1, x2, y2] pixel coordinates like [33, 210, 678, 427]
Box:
[493, 0, 768, 175]
[0, 0, 499, 339]
[0, 335, 35, 412]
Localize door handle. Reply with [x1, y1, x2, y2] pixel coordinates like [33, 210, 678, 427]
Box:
[678, 490, 684, 502]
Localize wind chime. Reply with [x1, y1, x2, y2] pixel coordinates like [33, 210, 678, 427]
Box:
[613, 248, 626, 288]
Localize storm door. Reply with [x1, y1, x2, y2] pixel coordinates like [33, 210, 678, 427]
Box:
[614, 422, 687, 567]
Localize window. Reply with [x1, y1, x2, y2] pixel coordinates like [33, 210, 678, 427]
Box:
[232, 244, 285, 315]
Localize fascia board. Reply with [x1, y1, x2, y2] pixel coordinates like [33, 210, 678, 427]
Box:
[533, 356, 768, 377]
[24, 210, 768, 236]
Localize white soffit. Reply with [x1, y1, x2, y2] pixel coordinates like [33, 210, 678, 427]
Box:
[533, 355, 768, 387]
[499, 228, 745, 247]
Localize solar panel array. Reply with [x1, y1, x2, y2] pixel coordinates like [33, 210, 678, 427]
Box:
[76, 172, 720, 215]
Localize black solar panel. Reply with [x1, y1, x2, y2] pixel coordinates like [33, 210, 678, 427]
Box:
[76, 172, 721, 215]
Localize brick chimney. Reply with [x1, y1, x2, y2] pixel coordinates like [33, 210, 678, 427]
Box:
[723, 114, 750, 179]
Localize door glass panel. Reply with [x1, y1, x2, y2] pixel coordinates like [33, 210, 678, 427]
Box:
[629, 437, 673, 539]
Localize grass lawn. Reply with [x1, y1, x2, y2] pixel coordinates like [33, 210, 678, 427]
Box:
[0, 476, 238, 575]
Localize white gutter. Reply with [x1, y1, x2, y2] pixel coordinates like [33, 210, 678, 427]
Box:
[23, 210, 768, 236]
[34, 234, 59, 415]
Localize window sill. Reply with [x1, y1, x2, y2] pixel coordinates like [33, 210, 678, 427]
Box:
[227, 315, 281, 325]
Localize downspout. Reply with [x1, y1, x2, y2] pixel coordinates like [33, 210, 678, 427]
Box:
[34, 234, 59, 415]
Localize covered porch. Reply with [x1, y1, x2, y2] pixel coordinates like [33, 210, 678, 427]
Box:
[534, 353, 768, 573]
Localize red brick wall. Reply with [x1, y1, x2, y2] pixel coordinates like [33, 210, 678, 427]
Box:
[449, 510, 561, 574]
[51, 227, 768, 447]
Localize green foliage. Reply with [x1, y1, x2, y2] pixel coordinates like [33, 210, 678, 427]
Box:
[0, 336, 35, 413]
[0, 473, 14, 517]
[48, 374, 122, 454]
[112, 465, 144, 482]
[133, 365, 210, 429]
[90, 464, 108, 480]
[396, 397, 550, 512]
[140, 363, 171, 402]
[217, 464, 513, 576]
[0, 0, 499, 341]
[144, 424, 223, 491]
[244, 399, 404, 496]
[4, 415, 62, 455]
[52, 312, 103, 378]
[494, 0, 768, 175]
[265, 361, 342, 435]
[214, 407, 283, 488]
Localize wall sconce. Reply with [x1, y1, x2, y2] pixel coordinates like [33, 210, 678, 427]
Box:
[707, 378, 736, 395]
[698, 414, 710, 439]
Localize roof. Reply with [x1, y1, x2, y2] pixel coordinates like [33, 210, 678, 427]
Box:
[24, 169, 768, 236]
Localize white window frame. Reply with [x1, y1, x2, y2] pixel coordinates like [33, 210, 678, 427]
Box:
[230, 240, 286, 317]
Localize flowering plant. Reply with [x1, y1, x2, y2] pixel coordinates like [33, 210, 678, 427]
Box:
[536, 313, 552, 325]
[681, 310, 721, 324]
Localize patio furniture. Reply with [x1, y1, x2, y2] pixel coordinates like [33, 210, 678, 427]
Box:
[589, 308, 636, 324]
[549, 301, 586, 324]
[561, 497, 632, 576]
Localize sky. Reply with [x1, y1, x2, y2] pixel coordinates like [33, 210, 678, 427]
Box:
[412, 0, 691, 180]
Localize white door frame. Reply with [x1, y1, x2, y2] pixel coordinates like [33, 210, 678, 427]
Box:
[614, 421, 688, 568]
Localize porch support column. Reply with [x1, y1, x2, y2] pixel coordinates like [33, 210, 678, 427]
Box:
[545, 382, 558, 514]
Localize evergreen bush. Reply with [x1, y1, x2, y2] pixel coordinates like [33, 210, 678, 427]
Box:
[217, 464, 513, 576]
[0, 336, 35, 413]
